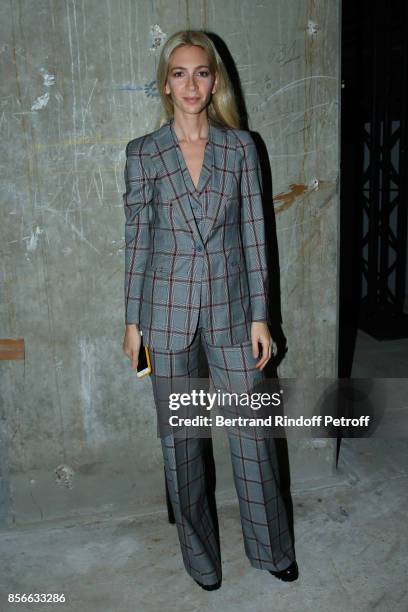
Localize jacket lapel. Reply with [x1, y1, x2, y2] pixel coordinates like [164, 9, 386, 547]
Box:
[170, 118, 213, 196]
[150, 119, 204, 248]
[150, 117, 236, 247]
[200, 119, 236, 245]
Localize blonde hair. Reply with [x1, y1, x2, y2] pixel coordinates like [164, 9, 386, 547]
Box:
[155, 30, 241, 129]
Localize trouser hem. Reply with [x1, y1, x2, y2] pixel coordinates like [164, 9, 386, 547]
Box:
[248, 553, 296, 573]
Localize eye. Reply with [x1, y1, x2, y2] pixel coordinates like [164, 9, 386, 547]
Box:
[171, 70, 210, 78]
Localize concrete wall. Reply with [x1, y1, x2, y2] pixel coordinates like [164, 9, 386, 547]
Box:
[0, 0, 340, 525]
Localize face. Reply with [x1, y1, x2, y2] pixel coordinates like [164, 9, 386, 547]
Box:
[164, 44, 217, 116]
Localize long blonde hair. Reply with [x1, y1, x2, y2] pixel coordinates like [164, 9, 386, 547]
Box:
[155, 30, 241, 129]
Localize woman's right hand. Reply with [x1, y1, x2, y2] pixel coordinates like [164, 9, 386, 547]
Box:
[123, 324, 142, 370]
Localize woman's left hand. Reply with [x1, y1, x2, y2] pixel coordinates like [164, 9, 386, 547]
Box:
[251, 321, 273, 370]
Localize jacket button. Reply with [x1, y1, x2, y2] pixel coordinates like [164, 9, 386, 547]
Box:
[196, 244, 203, 252]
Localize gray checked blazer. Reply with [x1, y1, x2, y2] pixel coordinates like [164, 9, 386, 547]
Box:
[123, 116, 270, 351]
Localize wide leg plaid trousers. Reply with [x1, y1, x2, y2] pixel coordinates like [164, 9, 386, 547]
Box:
[148, 300, 296, 586]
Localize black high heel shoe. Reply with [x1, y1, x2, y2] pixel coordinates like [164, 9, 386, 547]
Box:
[193, 578, 222, 591]
[269, 560, 299, 582]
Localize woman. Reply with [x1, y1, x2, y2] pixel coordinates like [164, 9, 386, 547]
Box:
[122, 29, 298, 590]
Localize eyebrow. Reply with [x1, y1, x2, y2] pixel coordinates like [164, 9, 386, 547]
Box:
[170, 65, 210, 70]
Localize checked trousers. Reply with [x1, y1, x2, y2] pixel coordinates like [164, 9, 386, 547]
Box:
[148, 297, 296, 586]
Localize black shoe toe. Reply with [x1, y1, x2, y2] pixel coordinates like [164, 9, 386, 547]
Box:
[269, 560, 299, 582]
[193, 578, 222, 591]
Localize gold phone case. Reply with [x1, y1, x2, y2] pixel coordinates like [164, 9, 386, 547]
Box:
[137, 343, 152, 378]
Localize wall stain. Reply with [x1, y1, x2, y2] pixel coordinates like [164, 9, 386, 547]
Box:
[274, 182, 308, 213]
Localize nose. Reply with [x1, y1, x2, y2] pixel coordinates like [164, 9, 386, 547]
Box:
[187, 74, 198, 90]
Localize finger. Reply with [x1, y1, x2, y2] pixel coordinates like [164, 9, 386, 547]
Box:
[252, 337, 259, 359]
[131, 350, 138, 369]
[263, 344, 272, 368]
[256, 338, 269, 368]
[260, 339, 273, 369]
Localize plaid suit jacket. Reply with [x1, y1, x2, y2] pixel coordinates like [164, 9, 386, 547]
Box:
[123, 116, 270, 351]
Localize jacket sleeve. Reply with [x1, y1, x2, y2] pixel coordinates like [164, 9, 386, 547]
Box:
[123, 137, 153, 326]
[239, 132, 270, 324]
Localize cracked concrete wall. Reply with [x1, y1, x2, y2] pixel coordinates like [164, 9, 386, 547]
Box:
[0, 1, 340, 524]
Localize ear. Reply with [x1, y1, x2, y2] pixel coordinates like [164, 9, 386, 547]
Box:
[212, 73, 218, 94]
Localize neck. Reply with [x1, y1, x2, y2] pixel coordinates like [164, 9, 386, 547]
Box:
[171, 111, 210, 144]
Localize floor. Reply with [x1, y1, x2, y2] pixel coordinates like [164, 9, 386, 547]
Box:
[1, 329, 407, 612]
